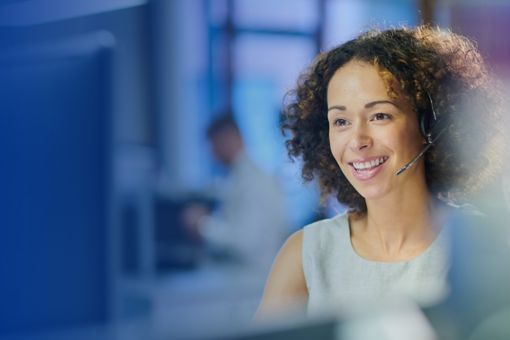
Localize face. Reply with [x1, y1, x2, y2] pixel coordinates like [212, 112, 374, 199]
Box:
[327, 60, 425, 201]
[210, 127, 242, 166]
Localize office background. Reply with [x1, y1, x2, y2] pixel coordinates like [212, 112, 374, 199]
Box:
[1, 0, 509, 339]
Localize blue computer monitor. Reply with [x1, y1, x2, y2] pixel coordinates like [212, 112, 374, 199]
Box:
[0, 32, 114, 336]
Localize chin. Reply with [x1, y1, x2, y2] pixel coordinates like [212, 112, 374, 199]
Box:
[353, 184, 390, 202]
[342, 167, 394, 202]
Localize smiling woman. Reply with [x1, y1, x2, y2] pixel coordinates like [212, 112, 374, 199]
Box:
[255, 26, 504, 319]
[327, 60, 425, 200]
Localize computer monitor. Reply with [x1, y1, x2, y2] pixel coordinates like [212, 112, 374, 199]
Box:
[0, 32, 114, 336]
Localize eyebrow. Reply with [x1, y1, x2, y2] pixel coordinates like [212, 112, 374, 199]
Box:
[327, 100, 399, 112]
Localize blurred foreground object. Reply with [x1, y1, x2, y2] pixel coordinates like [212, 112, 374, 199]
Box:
[425, 202, 510, 340]
[0, 32, 115, 337]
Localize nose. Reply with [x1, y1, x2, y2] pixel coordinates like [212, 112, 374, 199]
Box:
[349, 124, 372, 151]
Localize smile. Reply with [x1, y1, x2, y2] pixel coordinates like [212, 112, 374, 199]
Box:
[348, 156, 389, 181]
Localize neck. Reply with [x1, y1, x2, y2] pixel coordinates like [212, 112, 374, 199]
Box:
[358, 177, 443, 257]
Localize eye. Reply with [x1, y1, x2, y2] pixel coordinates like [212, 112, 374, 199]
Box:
[370, 112, 392, 121]
[333, 118, 350, 127]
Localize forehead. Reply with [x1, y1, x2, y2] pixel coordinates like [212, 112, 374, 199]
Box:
[327, 60, 392, 103]
[326, 60, 414, 112]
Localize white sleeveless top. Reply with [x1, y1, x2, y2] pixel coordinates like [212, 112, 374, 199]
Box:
[302, 213, 450, 314]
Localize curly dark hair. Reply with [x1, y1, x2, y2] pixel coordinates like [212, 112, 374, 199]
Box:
[282, 26, 504, 214]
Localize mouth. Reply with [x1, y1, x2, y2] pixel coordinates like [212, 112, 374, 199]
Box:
[348, 156, 389, 181]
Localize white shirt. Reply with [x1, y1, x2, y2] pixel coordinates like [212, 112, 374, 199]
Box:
[200, 151, 287, 274]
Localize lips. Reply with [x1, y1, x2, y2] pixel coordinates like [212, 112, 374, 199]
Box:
[348, 156, 388, 181]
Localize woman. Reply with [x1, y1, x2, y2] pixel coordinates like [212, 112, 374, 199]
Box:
[256, 26, 503, 317]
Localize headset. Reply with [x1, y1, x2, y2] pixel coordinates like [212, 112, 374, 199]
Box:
[395, 92, 448, 175]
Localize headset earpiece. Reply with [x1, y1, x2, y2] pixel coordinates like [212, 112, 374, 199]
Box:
[420, 92, 439, 145]
[419, 111, 432, 144]
[395, 92, 445, 176]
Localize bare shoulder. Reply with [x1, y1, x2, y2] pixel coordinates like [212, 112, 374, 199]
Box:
[254, 229, 307, 319]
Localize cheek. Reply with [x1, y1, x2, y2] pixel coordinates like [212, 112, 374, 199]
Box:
[381, 133, 402, 153]
[400, 128, 424, 154]
[381, 125, 422, 156]
[329, 133, 348, 166]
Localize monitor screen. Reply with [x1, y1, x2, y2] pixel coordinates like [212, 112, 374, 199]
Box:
[0, 33, 114, 336]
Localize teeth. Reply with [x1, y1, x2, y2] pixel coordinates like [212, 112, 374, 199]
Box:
[352, 157, 387, 170]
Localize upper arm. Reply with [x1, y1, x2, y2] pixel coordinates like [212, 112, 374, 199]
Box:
[254, 229, 308, 320]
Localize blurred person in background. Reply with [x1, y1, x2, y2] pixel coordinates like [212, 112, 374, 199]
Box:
[256, 25, 505, 318]
[182, 114, 287, 276]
